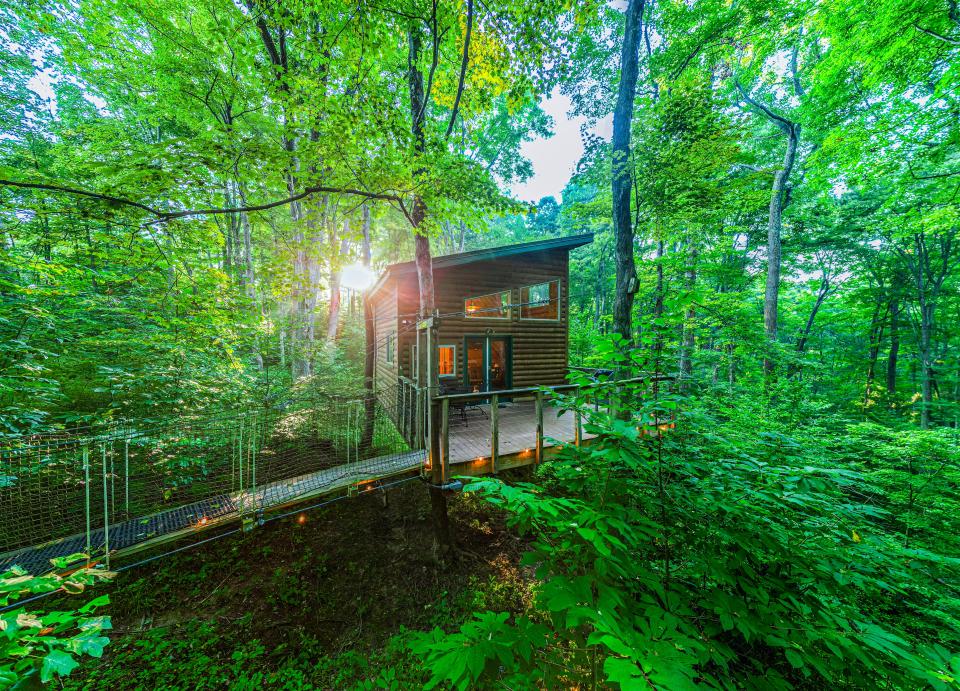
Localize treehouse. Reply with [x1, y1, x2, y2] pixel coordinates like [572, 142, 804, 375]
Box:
[368, 233, 594, 402]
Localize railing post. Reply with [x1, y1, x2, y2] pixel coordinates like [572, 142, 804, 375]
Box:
[490, 393, 499, 473]
[535, 391, 544, 467]
[415, 385, 422, 449]
[574, 386, 583, 447]
[124, 438, 130, 519]
[441, 397, 450, 484]
[238, 416, 244, 498]
[250, 413, 258, 511]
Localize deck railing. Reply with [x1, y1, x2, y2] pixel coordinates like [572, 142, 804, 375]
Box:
[428, 375, 672, 484]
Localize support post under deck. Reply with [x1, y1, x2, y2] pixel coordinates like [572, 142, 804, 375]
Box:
[535, 391, 544, 467]
[490, 393, 499, 473]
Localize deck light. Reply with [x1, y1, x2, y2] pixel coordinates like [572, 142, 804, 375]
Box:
[197, 516, 209, 527]
[297, 513, 307, 525]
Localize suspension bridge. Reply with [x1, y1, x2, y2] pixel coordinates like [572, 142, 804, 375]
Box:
[0, 378, 611, 578]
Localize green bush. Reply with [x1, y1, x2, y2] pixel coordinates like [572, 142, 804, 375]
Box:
[411, 381, 960, 689]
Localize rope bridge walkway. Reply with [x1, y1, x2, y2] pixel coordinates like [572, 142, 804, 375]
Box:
[0, 380, 606, 577]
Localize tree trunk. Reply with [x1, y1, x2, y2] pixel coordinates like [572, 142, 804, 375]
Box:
[863, 300, 886, 408]
[919, 302, 935, 429]
[790, 279, 829, 378]
[735, 78, 801, 378]
[408, 25, 454, 565]
[610, 0, 645, 342]
[236, 182, 256, 298]
[887, 298, 900, 396]
[679, 243, 697, 386]
[763, 126, 799, 376]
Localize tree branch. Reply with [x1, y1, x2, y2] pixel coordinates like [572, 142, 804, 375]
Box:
[907, 160, 960, 180]
[1, 180, 162, 215]
[416, 0, 441, 124]
[445, 0, 473, 140]
[913, 23, 960, 45]
[0, 179, 407, 223]
[734, 79, 796, 134]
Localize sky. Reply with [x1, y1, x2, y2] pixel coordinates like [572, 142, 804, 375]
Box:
[509, 89, 612, 204]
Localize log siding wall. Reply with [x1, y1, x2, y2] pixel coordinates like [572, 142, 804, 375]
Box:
[384, 247, 572, 392]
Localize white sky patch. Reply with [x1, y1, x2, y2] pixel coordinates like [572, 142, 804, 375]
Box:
[510, 88, 612, 204]
[27, 69, 58, 116]
[340, 262, 377, 291]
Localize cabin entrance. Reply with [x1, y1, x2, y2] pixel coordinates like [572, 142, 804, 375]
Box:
[464, 336, 511, 393]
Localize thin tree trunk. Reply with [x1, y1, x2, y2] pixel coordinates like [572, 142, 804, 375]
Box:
[653, 239, 665, 319]
[611, 0, 645, 342]
[735, 74, 801, 378]
[763, 128, 798, 376]
[236, 182, 256, 298]
[361, 204, 375, 452]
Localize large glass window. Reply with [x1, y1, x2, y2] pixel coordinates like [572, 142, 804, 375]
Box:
[520, 280, 559, 320]
[465, 291, 511, 319]
[438, 345, 456, 377]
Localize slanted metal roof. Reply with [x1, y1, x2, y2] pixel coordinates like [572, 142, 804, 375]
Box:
[369, 233, 594, 299]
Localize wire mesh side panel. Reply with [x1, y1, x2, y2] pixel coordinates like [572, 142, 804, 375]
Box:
[0, 438, 92, 557]
[0, 388, 430, 575]
[242, 389, 424, 513]
[0, 416, 250, 573]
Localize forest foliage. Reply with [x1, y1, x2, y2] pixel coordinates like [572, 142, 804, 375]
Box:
[1, 0, 959, 687]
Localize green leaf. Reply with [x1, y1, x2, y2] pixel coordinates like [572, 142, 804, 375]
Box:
[40, 650, 79, 682]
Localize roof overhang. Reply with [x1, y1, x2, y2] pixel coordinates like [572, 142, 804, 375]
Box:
[368, 233, 594, 300]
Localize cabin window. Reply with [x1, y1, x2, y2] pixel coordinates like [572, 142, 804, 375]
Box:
[385, 333, 395, 364]
[465, 291, 511, 319]
[438, 345, 456, 377]
[520, 280, 560, 320]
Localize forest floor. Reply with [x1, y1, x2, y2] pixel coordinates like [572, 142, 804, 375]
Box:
[61, 478, 533, 689]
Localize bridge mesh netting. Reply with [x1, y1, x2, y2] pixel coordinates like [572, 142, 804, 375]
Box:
[0, 384, 427, 575]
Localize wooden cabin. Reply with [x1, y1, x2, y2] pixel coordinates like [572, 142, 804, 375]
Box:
[368, 234, 593, 405]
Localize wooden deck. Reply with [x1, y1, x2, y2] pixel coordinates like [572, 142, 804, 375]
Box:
[446, 399, 585, 466]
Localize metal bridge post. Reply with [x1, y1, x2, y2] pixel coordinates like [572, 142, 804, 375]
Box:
[101, 444, 110, 569]
[83, 444, 91, 564]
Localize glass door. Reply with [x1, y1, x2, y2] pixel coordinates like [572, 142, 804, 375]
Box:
[464, 336, 511, 393]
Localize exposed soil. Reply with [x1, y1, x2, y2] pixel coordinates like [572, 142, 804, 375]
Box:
[64, 476, 533, 688]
